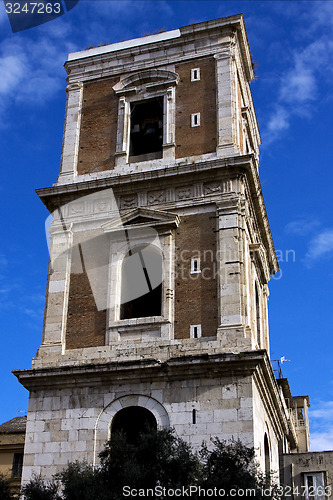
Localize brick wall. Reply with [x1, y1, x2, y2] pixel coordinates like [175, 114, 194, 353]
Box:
[175, 212, 218, 338]
[66, 239, 106, 349]
[175, 57, 217, 159]
[77, 77, 118, 175]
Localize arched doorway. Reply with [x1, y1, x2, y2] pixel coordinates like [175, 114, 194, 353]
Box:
[111, 406, 157, 445]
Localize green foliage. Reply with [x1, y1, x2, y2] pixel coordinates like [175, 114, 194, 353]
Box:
[0, 473, 13, 500]
[200, 438, 262, 497]
[21, 474, 61, 500]
[58, 462, 104, 500]
[21, 430, 282, 500]
[99, 428, 201, 499]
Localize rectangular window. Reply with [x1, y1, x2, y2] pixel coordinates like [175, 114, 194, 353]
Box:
[130, 97, 163, 160]
[191, 113, 200, 127]
[191, 68, 201, 81]
[304, 473, 325, 500]
[190, 324, 202, 339]
[190, 257, 201, 274]
[12, 453, 23, 478]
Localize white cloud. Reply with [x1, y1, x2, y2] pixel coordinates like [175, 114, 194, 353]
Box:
[0, 25, 74, 123]
[267, 106, 289, 133]
[305, 229, 333, 262]
[311, 401, 333, 420]
[311, 431, 333, 452]
[285, 218, 320, 236]
[264, 106, 290, 145]
[310, 401, 333, 451]
[0, 54, 27, 95]
[262, 5, 333, 145]
[279, 61, 317, 104]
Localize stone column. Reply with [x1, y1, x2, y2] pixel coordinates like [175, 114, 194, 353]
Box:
[215, 43, 238, 158]
[216, 195, 251, 351]
[115, 96, 130, 167]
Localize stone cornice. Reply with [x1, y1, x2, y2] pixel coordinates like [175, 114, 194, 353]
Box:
[65, 15, 253, 84]
[13, 350, 288, 438]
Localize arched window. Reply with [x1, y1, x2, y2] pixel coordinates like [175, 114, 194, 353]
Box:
[255, 282, 261, 347]
[111, 406, 157, 445]
[264, 433, 270, 481]
[120, 245, 162, 320]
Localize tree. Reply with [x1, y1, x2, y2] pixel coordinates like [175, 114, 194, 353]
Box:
[99, 428, 201, 499]
[21, 474, 61, 500]
[200, 438, 281, 499]
[59, 462, 104, 500]
[0, 473, 13, 500]
[21, 430, 282, 500]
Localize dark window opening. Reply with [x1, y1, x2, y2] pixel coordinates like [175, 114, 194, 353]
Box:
[255, 282, 261, 347]
[111, 406, 157, 445]
[120, 246, 162, 320]
[193, 326, 198, 339]
[192, 259, 199, 272]
[264, 434, 270, 482]
[12, 453, 23, 478]
[192, 409, 196, 424]
[130, 98, 163, 160]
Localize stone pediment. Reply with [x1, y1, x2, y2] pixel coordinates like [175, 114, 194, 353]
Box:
[102, 208, 180, 232]
[113, 69, 179, 95]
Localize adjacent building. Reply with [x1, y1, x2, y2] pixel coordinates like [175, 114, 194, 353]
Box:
[0, 417, 26, 495]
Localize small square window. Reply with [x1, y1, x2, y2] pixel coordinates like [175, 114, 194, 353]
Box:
[191, 257, 201, 274]
[191, 113, 200, 127]
[191, 68, 201, 81]
[190, 325, 202, 339]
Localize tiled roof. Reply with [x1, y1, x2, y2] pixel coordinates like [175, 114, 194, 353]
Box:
[0, 416, 27, 434]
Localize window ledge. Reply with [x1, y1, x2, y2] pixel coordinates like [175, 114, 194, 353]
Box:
[112, 316, 168, 330]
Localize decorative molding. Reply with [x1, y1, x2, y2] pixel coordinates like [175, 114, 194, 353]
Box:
[102, 207, 180, 233]
[113, 69, 179, 95]
[66, 82, 83, 92]
[249, 243, 270, 284]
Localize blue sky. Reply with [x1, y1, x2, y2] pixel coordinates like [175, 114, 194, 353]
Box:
[0, 0, 332, 451]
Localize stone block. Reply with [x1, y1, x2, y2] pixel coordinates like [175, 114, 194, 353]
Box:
[213, 408, 237, 423]
[238, 407, 253, 421]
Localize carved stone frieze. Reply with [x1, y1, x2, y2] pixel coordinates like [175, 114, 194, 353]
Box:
[204, 180, 232, 195]
[148, 190, 166, 205]
[120, 195, 138, 209]
[176, 186, 192, 200]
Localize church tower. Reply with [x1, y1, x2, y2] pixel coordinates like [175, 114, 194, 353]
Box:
[15, 15, 309, 483]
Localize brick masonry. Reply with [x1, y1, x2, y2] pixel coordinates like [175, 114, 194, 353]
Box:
[175, 212, 218, 339]
[175, 56, 217, 159]
[77, 77, 118, 175]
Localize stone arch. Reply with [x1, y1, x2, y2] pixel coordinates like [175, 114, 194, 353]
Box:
[113, 69, 179, 94]
[111, 406, 157, 444]
[93, 395, 169, 465]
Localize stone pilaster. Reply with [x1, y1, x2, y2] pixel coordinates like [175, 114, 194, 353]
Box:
[58, 82, 83, 184]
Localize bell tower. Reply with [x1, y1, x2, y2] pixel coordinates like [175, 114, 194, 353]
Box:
[15, 15, 307, 484]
